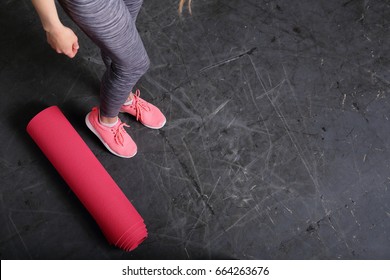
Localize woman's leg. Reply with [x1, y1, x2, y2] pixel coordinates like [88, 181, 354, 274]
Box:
[101, 0, 144, 70]
[123, 0, 144, 23]
[59, 0, 150, 118]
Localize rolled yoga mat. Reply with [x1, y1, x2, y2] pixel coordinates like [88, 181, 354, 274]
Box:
[26, 106, 147, 251]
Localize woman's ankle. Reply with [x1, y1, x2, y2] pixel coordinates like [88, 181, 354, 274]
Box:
[99, 114, 118, 127]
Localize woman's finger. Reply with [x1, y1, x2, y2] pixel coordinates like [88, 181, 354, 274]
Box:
[73, 41, 79, 50]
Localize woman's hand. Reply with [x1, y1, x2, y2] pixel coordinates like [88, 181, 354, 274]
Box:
[31, 0, 79, 58]
[46, 25, 79, 58]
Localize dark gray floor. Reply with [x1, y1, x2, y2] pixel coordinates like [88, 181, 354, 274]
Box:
[1, 0, 389, 259]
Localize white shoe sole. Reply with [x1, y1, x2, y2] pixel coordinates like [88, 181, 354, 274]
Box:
[119, 110, 167, 129]
[85, 112, 137, 159]
[143, 118, 167, 129]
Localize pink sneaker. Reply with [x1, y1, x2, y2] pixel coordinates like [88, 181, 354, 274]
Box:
[85, 107, 137, 158]
[120, 89, 166, 129]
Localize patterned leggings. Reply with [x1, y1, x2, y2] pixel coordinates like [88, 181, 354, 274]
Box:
[58, 0, 150, 117]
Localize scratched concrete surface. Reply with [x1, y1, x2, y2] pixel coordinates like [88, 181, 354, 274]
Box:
[1, 0, 389, 259]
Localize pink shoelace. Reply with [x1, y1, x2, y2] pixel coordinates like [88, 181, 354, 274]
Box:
[94, 107, 130, 147]
[112, 122, 130, 146]
[132, 89, 151, 121]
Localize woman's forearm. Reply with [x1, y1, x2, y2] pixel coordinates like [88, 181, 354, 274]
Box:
[31, 0, 79, 58]
[31, 0, 63, 32]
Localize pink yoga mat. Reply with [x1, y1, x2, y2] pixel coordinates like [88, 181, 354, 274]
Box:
[27, 106, 147, 251]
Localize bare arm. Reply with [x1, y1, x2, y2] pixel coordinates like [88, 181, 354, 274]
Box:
[31, 0, 79, 58]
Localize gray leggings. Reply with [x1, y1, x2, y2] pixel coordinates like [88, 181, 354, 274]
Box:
[58, 0, 150, 117]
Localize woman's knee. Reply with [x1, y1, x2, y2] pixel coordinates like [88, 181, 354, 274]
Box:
[122, 51, 150, 75]
[138, 53, 150, 74]
[112, 53, 149, 82]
